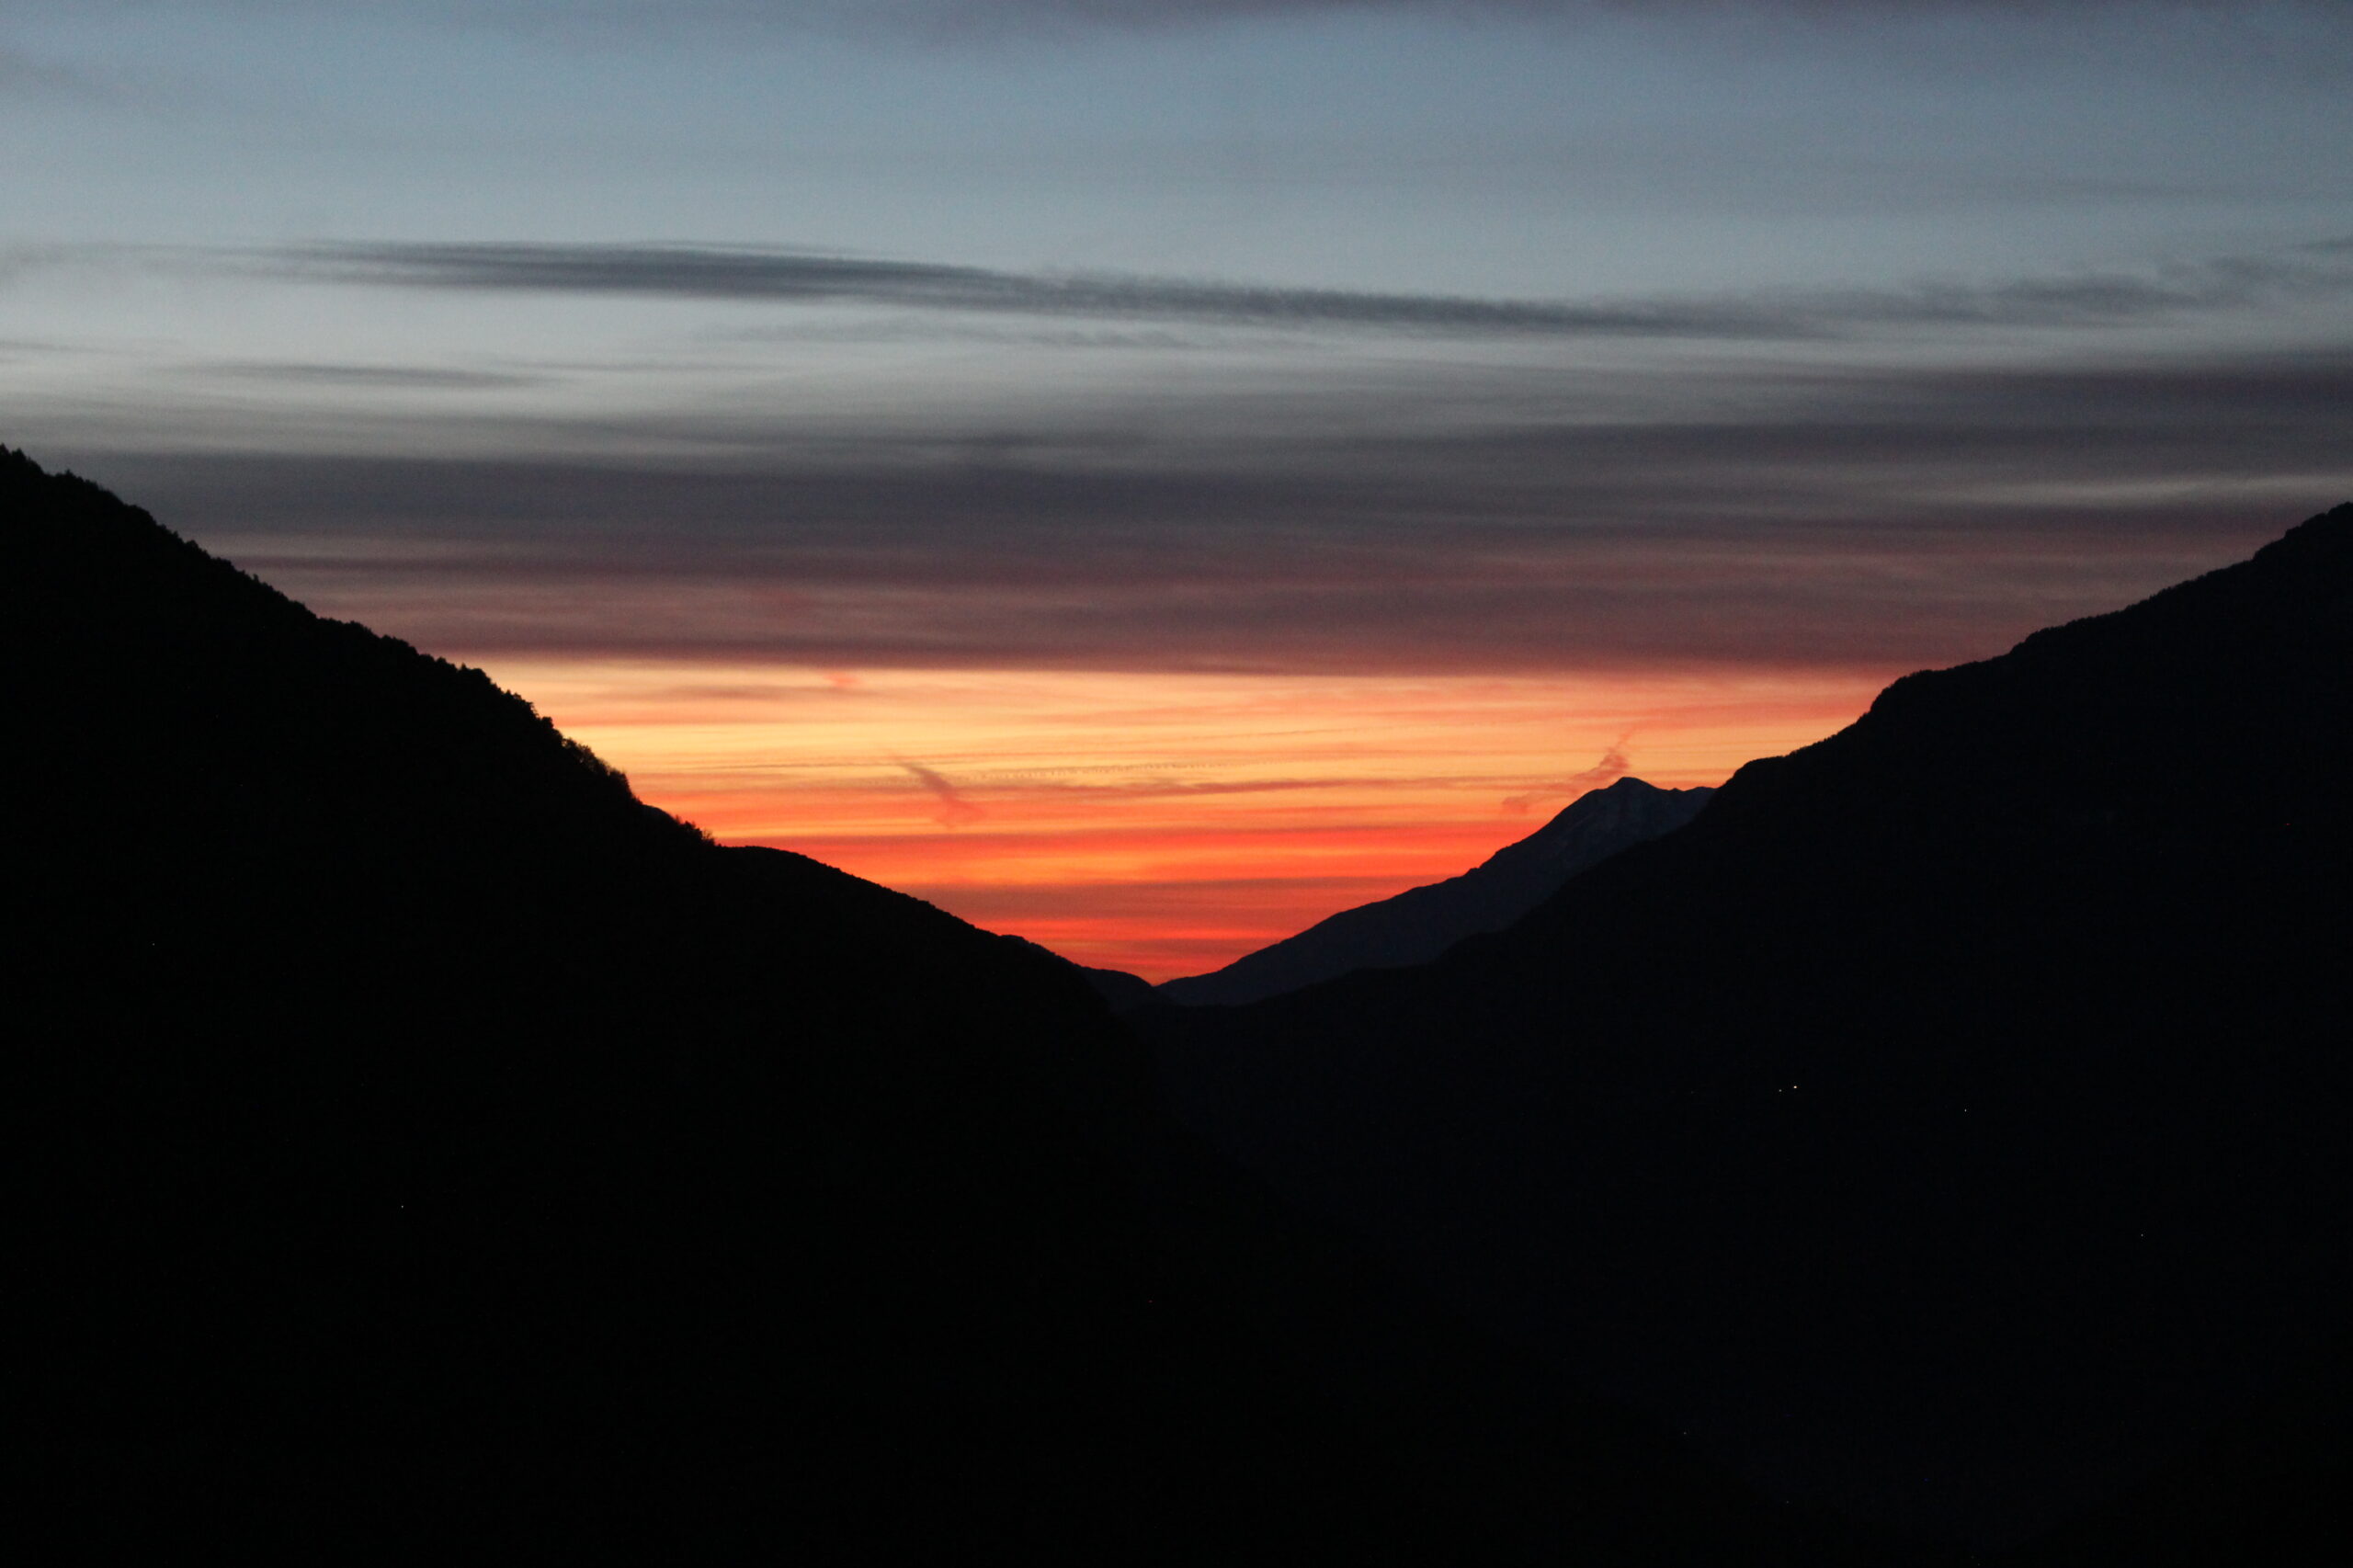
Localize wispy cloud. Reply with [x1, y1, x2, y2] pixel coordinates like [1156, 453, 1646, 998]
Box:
[565, 1, 2353, 36]
[898, 759, 987, 825]
[250, 237, 2353, 341]
[260, 242, 1793, 338]
[0, 46, 115, 101]
[191, 361, 548, 390]
[886, 0, 2286, 20]
[1502, 738, 1631, 814]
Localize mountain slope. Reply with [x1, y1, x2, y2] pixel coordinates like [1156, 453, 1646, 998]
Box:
[1157, 776, 1713, 1006]
[1146, 503, 2353, 1551]
[4, 449, 1933, 1564]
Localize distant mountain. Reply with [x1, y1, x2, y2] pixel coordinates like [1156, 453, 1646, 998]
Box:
[1145, 504, 2353, 1553]
[6, 449, 1938, 1565]
[1157, 777, 1713, 1007]
[1080, 964, 1162, 1010]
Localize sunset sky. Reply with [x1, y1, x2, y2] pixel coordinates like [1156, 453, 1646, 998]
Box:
[6, 1, 2350, 977]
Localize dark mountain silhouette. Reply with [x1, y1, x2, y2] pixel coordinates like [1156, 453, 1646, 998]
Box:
[1156, 776, 1714, 1007]
[1145, 503, 2353, 1553]
[5, 449, 1942, 1564]
[1079, 963, 1162, 1010]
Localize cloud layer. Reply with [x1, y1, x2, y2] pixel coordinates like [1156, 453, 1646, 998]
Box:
[68, 344, 2351, 677]
[258, 238, 2353, 341]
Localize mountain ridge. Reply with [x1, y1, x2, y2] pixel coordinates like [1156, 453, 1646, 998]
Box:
[1154, 775, 1713, 1007]
[1145, 500, 2353, 1551]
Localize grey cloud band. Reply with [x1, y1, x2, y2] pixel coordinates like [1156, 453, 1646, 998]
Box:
[255, 238, 2353, 341]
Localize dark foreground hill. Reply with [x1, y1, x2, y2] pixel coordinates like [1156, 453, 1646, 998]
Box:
[1146, 504, 2353, 1553]
[1156, 776, 1713, 1007]
[3, 449, 1932, 1564]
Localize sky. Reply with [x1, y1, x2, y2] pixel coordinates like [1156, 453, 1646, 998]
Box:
[6, 0, 2350, 978]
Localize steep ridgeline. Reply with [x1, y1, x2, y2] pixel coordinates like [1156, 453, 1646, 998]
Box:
[1145, 505, 2353, 1556]
[4, 450, 1944, 1566]
[1156, 777, 1713, 1007]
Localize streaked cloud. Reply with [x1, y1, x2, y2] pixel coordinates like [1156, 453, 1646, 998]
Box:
[249, 237, 2353, 341]
[898, 758, 988, 825]
[882, 0, 2343, 25]
[191, 361, 548, 390]
[260, 242, 1798, 338]
[5, 1, 2268, 22]
[70, 343, 2351, 677]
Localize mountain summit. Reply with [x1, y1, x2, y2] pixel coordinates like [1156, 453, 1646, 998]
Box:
[1156, 776, 1712, 1007]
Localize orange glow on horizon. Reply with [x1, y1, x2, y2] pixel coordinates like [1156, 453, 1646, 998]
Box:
[477, 661, 1888, 981]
